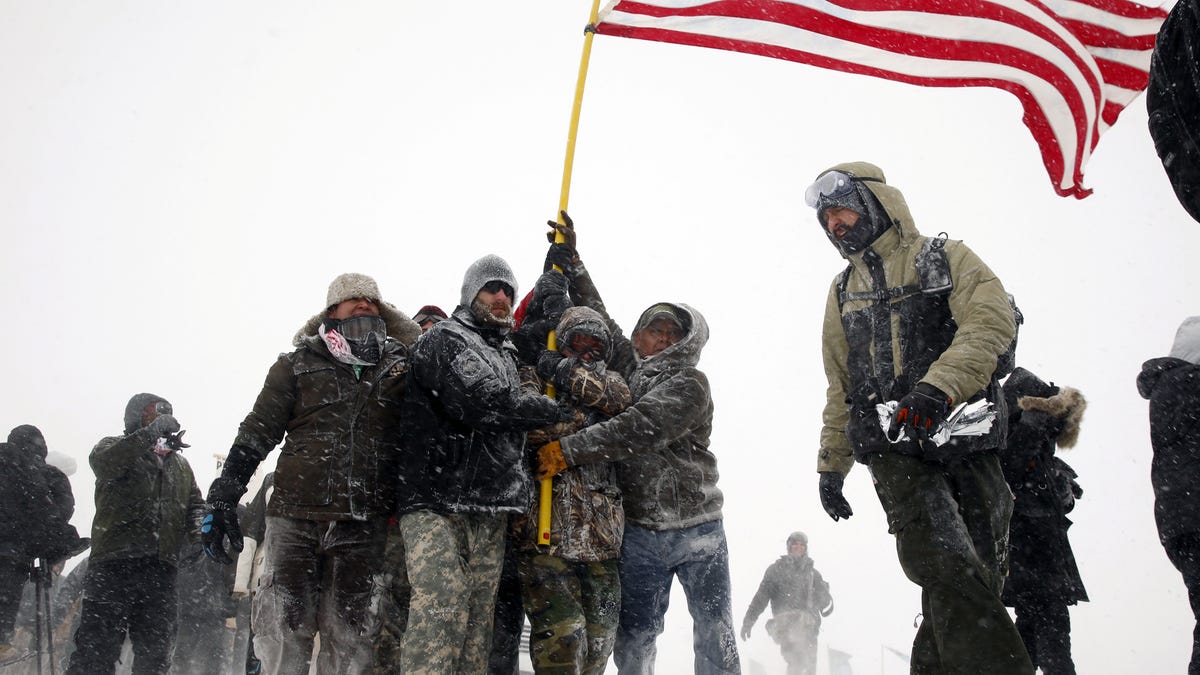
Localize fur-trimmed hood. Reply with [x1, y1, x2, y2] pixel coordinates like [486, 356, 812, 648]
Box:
[1017, 386, 1087, 449]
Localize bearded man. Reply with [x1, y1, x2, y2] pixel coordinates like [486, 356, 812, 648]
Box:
[396, 254, 571, 674]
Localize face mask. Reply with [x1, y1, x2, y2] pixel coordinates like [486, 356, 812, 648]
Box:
[320, 316, 386, 365]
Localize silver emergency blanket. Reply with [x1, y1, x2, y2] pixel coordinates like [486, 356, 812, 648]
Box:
[877, 399, 997, 446]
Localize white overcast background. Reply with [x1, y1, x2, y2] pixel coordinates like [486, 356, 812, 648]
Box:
[2, 2, 1197, 673]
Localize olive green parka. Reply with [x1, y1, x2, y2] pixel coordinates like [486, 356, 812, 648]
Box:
[89, 394, 205, 567]
[818, 161, 1015, 475]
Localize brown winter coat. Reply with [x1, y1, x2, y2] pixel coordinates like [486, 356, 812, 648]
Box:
[234, 332, 415, 521]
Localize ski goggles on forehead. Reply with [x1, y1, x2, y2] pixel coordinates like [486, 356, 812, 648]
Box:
[803, 171, 879, 208]
[337, 315, 386, 340]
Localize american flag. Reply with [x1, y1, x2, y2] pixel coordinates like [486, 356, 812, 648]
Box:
[594, 0, 1168, 198]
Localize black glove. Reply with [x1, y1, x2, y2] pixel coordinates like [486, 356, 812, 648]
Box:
[533, 271, 572, 322]
[201, 505, 243, 565]
[202, 475, 245, 564]
[544, 210, 579, 273]
[889, 382, 952, 442]
[164, 429, 190, 451]
[148, 414, 180, 437]
[819, 471, 853, 521]
[536, 351, 577, 390]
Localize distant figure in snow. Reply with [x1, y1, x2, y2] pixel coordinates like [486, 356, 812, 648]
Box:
[0, 435, 55, 661]
[807, 162, 1032, 673]
[1000, 368, 1089, 675]
[66, 393, 205, 675]
[201, 273, 421, 675]
[740, 531, 833, 675]
[1138, 316, 1200, 674]
[535, 213, 742, 675]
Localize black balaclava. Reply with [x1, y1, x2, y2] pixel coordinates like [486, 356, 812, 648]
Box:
[816, 180, 892, 256]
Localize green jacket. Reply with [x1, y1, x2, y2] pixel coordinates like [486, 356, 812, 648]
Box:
[89, 425, 205, 567]
[818, 161, 1015, 475]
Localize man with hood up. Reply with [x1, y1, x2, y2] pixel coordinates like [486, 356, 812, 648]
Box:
[200, 272, 421, 675]
[1138, 315, 1200, 674]
[806, 162, 1031, 673]
[7, 426, 89, 566]
[534, 215, 742, 675]
[396, 254, 572, 674]
[65, 393, 205, 675]
[0, 435, 55, 660]
[511, 296, 632, 674]
[740, 531, 832, 675]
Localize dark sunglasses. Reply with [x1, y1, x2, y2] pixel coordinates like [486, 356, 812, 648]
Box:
[482, 280, 514, 297]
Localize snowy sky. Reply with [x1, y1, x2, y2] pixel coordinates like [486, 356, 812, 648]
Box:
[2, 2, 1197, 672]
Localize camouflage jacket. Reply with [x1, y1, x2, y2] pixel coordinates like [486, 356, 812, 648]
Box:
[511, 349, 631, 561]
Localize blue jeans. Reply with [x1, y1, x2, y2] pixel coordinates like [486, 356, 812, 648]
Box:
[615, 521, 740, 675]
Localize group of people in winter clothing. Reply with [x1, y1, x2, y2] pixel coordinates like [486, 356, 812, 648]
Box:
[178, 212, 746, 675]
[6, 157, 1198, 675]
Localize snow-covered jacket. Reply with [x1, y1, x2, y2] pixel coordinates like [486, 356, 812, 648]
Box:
[560, 303, 725, 531]
[233, 334, 413, 521]
[1000, 368, 1088, 605]
[818, 161, 1015, 474]
[1138, 356, 1200, 543]
[742, 554, 832, 628]
[0, 442, 54, 560]
[397, 306, 567, 514]
[89, 397, 205, 567]
[511, 306, 631, 561]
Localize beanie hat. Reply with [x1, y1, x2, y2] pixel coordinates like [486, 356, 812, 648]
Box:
[460, 254, 519, 307]
[787, 531, 809, 547]
[1170, 316, 1200, 365]
[124, 393, 170, 434]
[8, 424, 47, 460]
[294, 273, 422, 348]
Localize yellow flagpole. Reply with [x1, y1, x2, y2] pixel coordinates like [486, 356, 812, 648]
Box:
[539, 0, 604, 547]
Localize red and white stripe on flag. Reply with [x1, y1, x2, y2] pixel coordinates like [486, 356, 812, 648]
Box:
[594, 0, 1167, 198]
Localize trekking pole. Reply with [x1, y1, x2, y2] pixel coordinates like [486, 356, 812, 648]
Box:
[42, 562, 56, 675]
[32, 560, 44, 675]
[539, 0, 604, 547]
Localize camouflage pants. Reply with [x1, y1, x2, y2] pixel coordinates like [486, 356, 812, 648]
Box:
[373, 521, 409, 675]
[868, 451, 1032, 675]
[251, 516, 388, 675]
[399, 510, 507, 675]
[518, 553, 619, 675]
